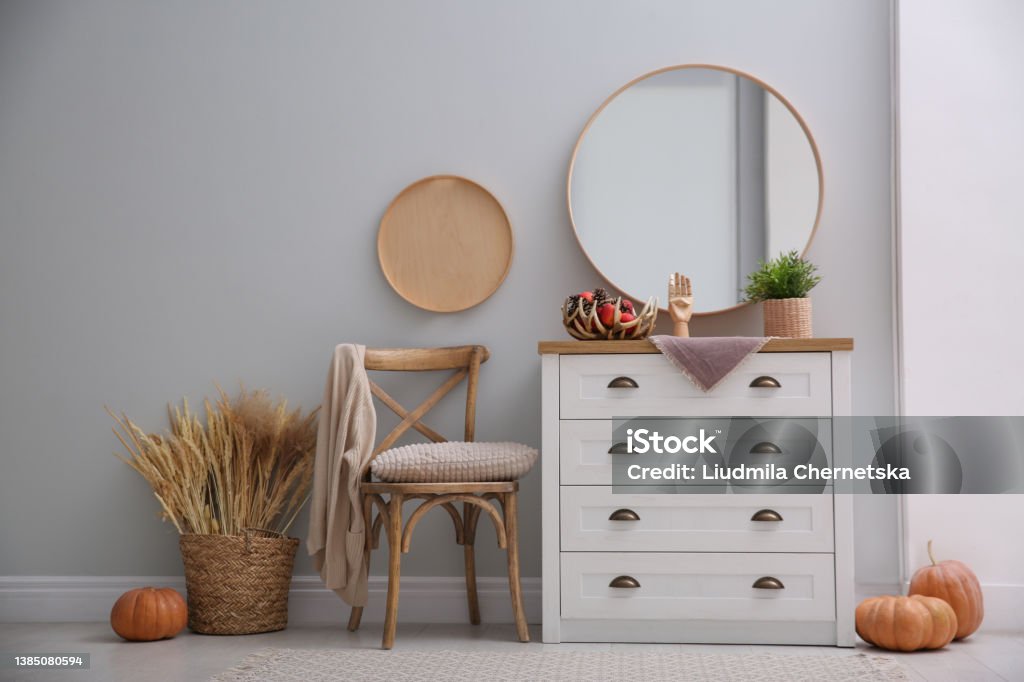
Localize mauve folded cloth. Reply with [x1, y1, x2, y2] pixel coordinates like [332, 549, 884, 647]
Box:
[647, 336, 771, 392]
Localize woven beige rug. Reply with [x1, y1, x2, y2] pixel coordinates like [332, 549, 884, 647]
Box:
[211, 648, 908, 681]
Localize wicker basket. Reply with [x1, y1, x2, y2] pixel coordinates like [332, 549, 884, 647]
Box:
[179, 530, 299, 635]
[763, 297, 812, 338]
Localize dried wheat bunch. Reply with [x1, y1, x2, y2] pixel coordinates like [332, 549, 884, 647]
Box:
[109, 387, 318, 536]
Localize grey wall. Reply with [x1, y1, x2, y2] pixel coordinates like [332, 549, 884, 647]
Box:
[0, 0, 898, 585]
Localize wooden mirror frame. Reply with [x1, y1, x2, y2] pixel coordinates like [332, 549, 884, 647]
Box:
[566, 63, 825, 317]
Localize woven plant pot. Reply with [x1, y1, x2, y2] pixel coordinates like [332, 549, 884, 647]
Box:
[763, 297, 813, 338]
[179, 530, 299, 635]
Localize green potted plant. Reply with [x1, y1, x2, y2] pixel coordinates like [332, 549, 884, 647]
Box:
[743, 250, 821, 338]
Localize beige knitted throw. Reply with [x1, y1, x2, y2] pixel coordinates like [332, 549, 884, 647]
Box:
[306, 344, 377, 607]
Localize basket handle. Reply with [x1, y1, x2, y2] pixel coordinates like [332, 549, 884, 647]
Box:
[242, 527, 283, 553]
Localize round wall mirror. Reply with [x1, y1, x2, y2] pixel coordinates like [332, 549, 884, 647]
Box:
[568, 65, 823, 315]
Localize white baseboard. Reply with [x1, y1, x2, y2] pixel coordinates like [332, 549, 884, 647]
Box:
[855, 582, 903, 601]
[0, 575, 541, 626]
[900, 581, 1024, 634]
[861, 581, 1022, 632]
[4, 576, 1018, 632]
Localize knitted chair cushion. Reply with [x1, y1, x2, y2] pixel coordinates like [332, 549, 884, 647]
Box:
[370, 441, 538, 483]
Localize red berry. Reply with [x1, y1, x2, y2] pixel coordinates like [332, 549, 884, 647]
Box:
[579, 291, 594, 302]
[597, 303, 615, 327]
[620, 312, 637, 336]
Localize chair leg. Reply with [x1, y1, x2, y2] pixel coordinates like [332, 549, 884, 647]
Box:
[347, 606, 363, 632]
[382, 493, 404, 649]
[503, 491, 530, 642]
[463, 502, 482, 625]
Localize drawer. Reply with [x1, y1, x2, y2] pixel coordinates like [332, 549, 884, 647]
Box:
[560, 420, 618, 485]
[560, 552, 836, 622]
[560, 488, 834, 552]
[559, 419, 834, 487]
[559, 353, 832, 418]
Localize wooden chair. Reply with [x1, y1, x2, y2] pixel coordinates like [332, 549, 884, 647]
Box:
[346, 345, 530, 649]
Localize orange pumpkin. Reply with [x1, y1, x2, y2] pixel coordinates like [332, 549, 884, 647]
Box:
[856, 594, 957, 651]
[110, 587, 187, 641]
[909, 540, 984, 639]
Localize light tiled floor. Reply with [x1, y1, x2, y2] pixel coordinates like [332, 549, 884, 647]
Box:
[1, 623, 1021, 681]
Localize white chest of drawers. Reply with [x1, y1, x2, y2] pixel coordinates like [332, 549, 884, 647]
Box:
[539, 339, 855, 646]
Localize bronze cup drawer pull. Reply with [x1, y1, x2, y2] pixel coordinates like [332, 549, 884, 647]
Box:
[607, 442, 630, 455]
[608, 508, 641, 522]
[749, 441, 782, 455]
[607, 376, 639, 389]
[609, 575, 641, 589]
[752, 576, 786, 590]
[749, 375, 782, 388]
[750, 508, 784, 522]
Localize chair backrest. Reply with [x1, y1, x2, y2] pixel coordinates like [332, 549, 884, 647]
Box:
[364, 345, 490, 457]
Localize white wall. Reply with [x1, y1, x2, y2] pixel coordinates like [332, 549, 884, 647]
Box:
[0, 0, 898, 594]
[897, 0, 1024, 630]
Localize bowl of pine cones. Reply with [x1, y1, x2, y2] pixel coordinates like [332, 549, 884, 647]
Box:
[562, 288, 658, 340]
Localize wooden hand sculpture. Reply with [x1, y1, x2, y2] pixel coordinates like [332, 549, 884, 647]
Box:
[668, 272, 693, 337]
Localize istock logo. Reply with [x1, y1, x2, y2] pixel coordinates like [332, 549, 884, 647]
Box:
[626, 428, 718, 454]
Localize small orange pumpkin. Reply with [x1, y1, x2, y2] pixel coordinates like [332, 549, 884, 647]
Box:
[110, 587, 187, 641]
[909, 540, 984, 640]
[856, 594, 957, 651]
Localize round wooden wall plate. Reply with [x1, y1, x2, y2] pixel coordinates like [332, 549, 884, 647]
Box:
[378, 175, 514, 312]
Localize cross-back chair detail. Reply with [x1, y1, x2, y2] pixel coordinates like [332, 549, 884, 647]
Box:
[347, 345, 529, 649]
[364, 345, 486, 458]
